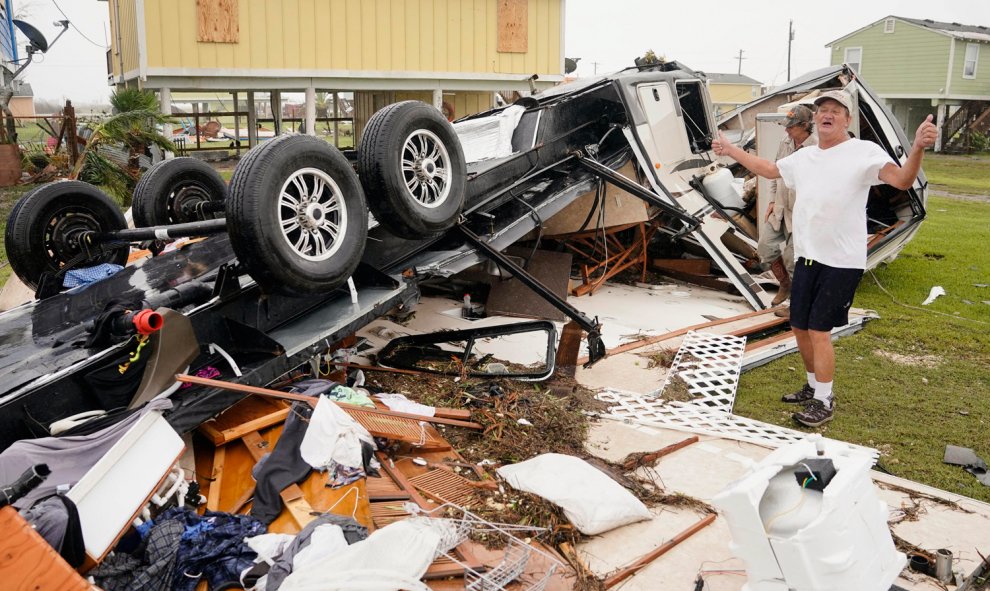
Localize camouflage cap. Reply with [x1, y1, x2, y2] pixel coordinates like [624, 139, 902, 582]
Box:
[782, 104, 814, 128]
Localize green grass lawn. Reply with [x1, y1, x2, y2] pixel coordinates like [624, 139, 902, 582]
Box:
[922, 152, 990, 195]
[738, 191, 990, 503]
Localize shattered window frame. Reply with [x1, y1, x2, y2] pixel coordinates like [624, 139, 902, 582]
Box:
[674, 79, 714, 155]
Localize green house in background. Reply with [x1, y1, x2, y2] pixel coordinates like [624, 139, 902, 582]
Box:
[827, 16, 990, 152]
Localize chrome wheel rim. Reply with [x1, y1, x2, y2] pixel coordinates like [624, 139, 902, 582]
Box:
[401, 129, 451, 209]
[277, 167, 348, 262]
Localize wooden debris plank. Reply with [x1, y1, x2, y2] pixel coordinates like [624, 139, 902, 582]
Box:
[205, 446, 225, 511]
[622, 435, 699, 471]
[177, 374, 483, 430]
[198, 396, 290, 446]
[408, 469, 476, 506]
[578, 307, 783, 364]
[369, 501, 412, 528]
[366, 473, 410, 501]
[603, 513, 717, 588]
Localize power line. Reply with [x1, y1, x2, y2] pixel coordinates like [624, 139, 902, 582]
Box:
[51, 0, 107, 48]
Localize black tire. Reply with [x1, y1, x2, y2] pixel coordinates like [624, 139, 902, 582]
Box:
[357, 101, 466, 239]
[4, 181, 128, 291]
[131, 157, 228, 227]
[226, 134, 368, 296]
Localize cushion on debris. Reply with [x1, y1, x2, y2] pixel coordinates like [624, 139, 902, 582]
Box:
[496, 453, 652, 535]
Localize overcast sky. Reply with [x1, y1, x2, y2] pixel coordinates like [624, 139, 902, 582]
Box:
[12, 0, 990, 105]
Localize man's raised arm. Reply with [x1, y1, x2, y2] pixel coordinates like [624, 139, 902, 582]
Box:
[879, 114, 937, 190]
[712, 130, 782, 180]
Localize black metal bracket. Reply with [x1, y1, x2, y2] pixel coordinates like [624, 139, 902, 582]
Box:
[455, 224, 606, 368]
[378, 320, 559, 380]
[211, 262, 243, 301]
[573, 152, 701, 231]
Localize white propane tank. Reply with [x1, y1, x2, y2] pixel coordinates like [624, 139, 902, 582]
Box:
[702, 164, 745, 210]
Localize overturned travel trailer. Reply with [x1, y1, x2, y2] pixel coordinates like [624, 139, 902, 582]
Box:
[0, 61, 929, 588]
[0, 63, 925, 449]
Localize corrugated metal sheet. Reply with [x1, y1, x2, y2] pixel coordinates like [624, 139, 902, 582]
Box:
[141, 0, 561, 77]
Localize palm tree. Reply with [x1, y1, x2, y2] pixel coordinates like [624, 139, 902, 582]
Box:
[72, 88, 175, 206]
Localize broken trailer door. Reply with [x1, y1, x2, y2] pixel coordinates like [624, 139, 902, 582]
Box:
[623, 79, 772, 310]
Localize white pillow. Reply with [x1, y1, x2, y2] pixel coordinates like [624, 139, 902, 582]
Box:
[497, 453, 652, 535]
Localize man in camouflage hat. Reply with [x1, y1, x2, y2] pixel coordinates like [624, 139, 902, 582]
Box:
[759, 103, 817, 318]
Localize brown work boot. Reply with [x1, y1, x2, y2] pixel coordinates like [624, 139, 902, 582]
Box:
[774, 306, 790, 320]
[770, 257, 791, 306]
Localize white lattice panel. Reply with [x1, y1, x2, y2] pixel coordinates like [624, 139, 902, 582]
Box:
[596, 388, 878, 461]
[655, 331, 746, 412]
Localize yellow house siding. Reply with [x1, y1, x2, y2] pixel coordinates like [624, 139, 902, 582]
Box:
[109, 0, 141, 76]
[139, 0, 562, 78]
[709, 83, 760, 105]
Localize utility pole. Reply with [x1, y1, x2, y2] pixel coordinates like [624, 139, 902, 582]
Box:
[592, 61, 601, 75]
[735, 49, 746, 75]
[787, 20, 795, 82]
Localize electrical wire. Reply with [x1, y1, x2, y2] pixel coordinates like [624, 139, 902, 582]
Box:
[867, 269, 989, 325]
[51, 0, 107, 48]
[763, 475, 812, 533]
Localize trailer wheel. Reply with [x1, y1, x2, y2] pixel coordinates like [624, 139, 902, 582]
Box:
[4, 181, 128, 291]
[357, 101, 466, 239]
[132, 157, 228, 227]
[226, 135, 368, 296]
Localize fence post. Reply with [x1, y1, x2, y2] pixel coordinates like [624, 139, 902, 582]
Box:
[64, 100, 78, 166]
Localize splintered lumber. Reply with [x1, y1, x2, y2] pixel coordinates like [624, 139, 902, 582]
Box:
[621, 436, 699, 471]
[176, 374, 483, 430]
[577, 307, 785, 364]
[603, 513, 717, 588]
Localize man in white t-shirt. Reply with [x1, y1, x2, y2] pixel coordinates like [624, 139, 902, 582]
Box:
[711, 89, 936, 427]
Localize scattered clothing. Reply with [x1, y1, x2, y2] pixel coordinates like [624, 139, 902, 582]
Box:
[19, 494, 85, 567]
[179, 366, 221, 389]
[251, 402, 314, 525]
[64, 263, 123, 289]
[243, 513, 368, 591]
[90, 518, 184, 591]
[299, 396, 376, 473]
[163, 507, 266, 591]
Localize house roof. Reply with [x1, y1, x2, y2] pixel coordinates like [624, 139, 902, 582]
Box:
[12, 81, 33, 97]
[827, 16, 990, 47]
[704, 72, 762, 86]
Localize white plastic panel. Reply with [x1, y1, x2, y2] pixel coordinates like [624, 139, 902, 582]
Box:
[66, 411, 184, 561]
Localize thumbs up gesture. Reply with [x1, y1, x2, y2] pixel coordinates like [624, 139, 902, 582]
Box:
[915, 114, 937, 149]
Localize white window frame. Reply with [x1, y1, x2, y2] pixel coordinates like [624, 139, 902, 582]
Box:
[963, 43, 979, 79]
[884, 18, 895, 33]
[845, 47, 863, 73]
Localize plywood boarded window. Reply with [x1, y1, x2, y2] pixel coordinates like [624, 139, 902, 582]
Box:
[497, 0, 528, 53]
[197, 0, 239, 43]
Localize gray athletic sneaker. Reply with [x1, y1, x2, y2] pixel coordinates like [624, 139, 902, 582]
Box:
[782, 383, 815, 404]
[793, 398, 834, 427]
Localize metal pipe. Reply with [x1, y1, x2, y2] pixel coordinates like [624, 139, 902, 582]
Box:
[95, 218, 227, 242]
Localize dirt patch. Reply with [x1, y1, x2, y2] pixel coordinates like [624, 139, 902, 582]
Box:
[929, 188, 990, 204]
[874, 350, 942, 368]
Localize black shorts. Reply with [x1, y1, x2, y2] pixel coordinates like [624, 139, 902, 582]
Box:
[790, 258, 864, 332]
